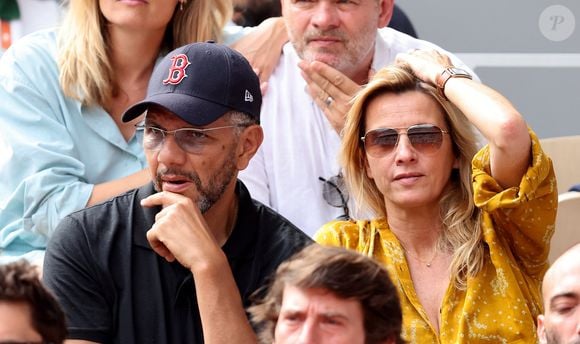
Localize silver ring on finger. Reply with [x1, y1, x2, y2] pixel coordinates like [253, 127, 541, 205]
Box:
[325, 96, 334, 107]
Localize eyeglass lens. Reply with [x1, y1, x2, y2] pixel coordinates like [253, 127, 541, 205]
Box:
[138, 125, 240, 154]
[362, 124, 445, 157]
[319, 174, 350, 220]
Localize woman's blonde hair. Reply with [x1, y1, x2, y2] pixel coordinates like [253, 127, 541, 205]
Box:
[341, 65, 483, 289]
[58, 0, 232, 106]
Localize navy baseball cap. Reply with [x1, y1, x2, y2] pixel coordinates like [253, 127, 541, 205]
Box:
[122, 41, 261, 125]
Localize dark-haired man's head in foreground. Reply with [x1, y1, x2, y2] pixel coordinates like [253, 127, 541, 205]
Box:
[0, 260, 66, 344]
[250, 245, 404, 344]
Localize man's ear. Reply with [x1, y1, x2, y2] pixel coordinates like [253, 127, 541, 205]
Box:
[236, 125, 264, 170]
[537, 314, 547, 344]
[378, 0, 394, 28]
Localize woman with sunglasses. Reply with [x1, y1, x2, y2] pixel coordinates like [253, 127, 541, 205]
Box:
[315, 49, 556, 343]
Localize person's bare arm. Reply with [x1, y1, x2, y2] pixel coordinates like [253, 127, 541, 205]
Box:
[396, 50, 531, 189]
[444, 77, 530, 188]
[87, 168, 150, 206]
[65, 340, 99, 344]
[231, 17, 288, 93]
[141, 192, 256, 344]
[189, 250, 256, 343]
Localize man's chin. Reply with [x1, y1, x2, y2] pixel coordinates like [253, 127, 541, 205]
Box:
[302, 51, 341, 67]
[198, 199, 213, 214]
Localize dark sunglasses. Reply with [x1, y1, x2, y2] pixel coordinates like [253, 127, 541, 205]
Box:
[361, 124, 448, 158]
[319, 174, 350, 221]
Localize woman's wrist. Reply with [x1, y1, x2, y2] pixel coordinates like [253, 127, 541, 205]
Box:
[436, 67, 472, 100]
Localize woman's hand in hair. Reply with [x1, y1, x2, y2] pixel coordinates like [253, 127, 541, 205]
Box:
[398, 50, 530, 189]
[395, 49, 452, 87]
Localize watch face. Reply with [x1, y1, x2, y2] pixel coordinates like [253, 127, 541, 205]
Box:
[449, 67, 469, 76]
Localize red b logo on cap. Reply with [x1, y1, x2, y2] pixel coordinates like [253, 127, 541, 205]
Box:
[163, 54, 191, 85]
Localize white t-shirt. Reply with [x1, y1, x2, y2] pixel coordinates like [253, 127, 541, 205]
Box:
[239, 28, 475, 236]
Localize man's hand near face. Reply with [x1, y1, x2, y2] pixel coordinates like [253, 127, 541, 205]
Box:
[141, 191, 257, 344]
[299, 60, 372, 133]
[141, 191, 224, 271]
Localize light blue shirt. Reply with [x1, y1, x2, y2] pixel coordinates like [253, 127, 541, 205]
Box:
[0, 29, 146, 262]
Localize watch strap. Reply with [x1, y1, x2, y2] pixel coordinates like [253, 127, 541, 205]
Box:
[436, 67, 472, 100]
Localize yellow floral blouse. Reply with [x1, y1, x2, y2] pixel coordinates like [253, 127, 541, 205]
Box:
[315, 132, 557, 343]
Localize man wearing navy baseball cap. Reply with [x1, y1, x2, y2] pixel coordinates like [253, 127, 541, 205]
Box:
[43, 42, 312, 344]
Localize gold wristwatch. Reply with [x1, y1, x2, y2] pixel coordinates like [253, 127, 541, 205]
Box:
[436, 67, 472, 100]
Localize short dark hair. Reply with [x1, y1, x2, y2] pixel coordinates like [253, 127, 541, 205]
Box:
[0, 260, 67, 344]
[249, 245, 404, 344]
[225, 110, 260, 136]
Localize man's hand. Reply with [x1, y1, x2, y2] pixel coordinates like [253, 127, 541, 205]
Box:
[141, 191, 223, 272]
[142, 192, 257, 344]
[299, 60, 362, 133]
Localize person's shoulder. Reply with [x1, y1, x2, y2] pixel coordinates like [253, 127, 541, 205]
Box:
[251, 198, 312, 244]
[47, 186, 155, 274]
[1, 28, 58, 64]
[250, 199, 315, 271]
[313, 218, 378, 249]
[75, 187, 142, 215]
[0, 28, 59, 83]
[315, 219, 358, 238]
[58, 186, 148, 239]
[49, 186, 153, 262]
[377, 27, 443, 53]
[236, 181, 312, 254]
[262, 41, 300, 85]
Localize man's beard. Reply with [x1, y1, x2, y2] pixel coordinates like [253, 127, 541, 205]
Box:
[154, 147, 238, 214]
[288, 25, 376, 76]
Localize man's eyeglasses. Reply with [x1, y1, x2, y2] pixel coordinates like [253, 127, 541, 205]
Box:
[135, 124, 244, 154]
[361, 124, 449, 158]
[319, 174, 350, 220]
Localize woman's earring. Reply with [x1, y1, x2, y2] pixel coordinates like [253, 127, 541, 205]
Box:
[180, 0, 186, 11]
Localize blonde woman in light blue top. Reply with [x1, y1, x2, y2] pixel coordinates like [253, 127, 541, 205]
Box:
[0, 0, 280, 264]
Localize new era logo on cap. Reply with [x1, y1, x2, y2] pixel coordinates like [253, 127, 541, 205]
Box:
[245, 89, 253, 102]
[162, 54, 191, 85]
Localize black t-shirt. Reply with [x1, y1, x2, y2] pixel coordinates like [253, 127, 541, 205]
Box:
[44, 181, 312, 343]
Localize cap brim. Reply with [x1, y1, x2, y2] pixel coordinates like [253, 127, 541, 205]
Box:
[122, 93, 232, 126]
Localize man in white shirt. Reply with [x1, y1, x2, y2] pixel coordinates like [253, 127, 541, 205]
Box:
[239, 0, 473, 235]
